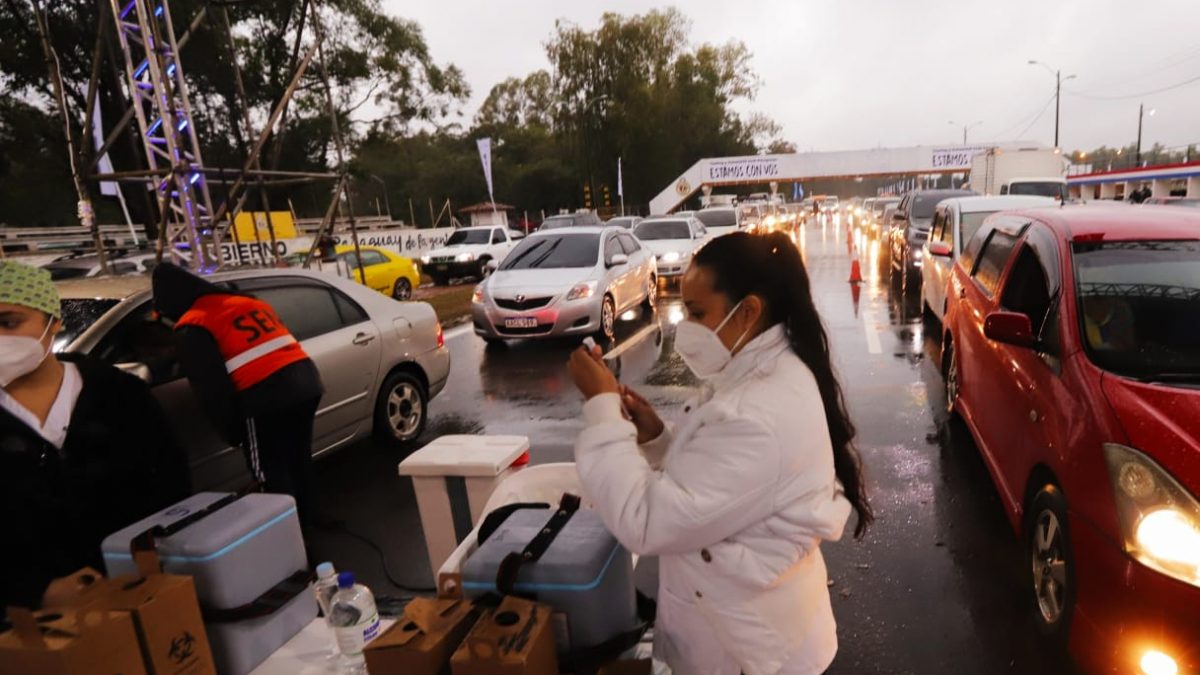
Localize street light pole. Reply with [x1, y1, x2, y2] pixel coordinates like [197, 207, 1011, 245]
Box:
[1028, 61, 1076, 149]
[369, 174, 393, 222]
[948, 120, 982, 144]
[1136, 104, 1156, 167]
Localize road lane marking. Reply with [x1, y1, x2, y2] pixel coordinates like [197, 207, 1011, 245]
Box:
[601, 323, 659, 361]
[445, 323, 474, 341]
[862, 309, 882, 355]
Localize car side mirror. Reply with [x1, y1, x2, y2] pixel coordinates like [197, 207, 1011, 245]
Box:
[116, 362, 152, 384]
[928, 241, 952, 257]
[608, 253, 629, 268]
[984, 311, 1035, 348]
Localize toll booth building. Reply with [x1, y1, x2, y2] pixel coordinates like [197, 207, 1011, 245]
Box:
[460, 202, 514, 228]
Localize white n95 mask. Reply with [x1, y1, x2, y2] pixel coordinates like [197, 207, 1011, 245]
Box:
[674, 300, 751, 379]
[0, 320, 54, 387]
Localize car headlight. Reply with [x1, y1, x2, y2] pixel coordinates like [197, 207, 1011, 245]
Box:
[566, 281, 597, 301]
[662, 251, 681, 263]
[1104, 443, 1200, 587]
[420, 255, 431, 265]
[456, 253, 475, 263]
[764, 216, 776, 227]
[472, 285, 484, 304]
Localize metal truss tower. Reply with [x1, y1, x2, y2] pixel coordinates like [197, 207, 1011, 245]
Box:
[108, 0, 217, 270]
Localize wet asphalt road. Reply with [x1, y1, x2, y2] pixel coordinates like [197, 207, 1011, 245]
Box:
[307, 221, 1077, 674]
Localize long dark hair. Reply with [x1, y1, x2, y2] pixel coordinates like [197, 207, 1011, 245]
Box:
[693, 231, 873, 538]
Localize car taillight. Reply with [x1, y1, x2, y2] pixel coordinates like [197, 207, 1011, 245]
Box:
[436, 322, 445, 348]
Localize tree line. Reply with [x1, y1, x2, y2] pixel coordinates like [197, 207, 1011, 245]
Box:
[0, 3, 785, 229]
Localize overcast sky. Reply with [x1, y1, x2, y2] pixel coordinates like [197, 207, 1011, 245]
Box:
[388, 0, 1199, 158]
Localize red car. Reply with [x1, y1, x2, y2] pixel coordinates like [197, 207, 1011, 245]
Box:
[941, 204, 1200, 674]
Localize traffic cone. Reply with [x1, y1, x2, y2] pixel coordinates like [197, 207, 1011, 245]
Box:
[849, 247, 863, 284]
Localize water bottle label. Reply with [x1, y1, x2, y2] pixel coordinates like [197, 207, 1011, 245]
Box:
[335, 613, 380, 655]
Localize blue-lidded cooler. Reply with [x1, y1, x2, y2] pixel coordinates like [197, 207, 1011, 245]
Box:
[101, 492, 317, 675]
[460, 508, 638, 653]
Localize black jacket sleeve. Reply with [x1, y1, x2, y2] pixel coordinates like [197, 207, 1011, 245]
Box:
[173, 325, 244, 446]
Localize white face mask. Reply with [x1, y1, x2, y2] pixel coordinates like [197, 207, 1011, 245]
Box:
[0, 319, 54, 388]
[674, 299, 752, 379]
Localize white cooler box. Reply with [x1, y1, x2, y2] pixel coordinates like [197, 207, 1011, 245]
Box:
[102, 492, 317, 675]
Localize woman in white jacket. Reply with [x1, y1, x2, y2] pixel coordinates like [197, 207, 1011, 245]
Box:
[568, 231, 872, 675]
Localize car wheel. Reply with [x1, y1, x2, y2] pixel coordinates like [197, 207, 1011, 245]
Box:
[1025, 484, 1075, 643]
[392, 277, 413, 301]
[942, 338, 959, 415]
[598, 295, 616, 341]
[373, 371, 428, 448]
[641, 275, 657, 313]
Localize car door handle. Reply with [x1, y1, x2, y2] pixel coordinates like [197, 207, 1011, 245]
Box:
[352, 332, 376, 346]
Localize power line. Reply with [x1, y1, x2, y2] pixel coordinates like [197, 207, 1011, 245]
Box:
[1064, 73, 1200, 100]
[1014, 94, 1058, 141]
[986, 93, 1056, 141]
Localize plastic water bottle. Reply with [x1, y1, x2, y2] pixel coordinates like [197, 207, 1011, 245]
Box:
[313, 562, 339, 658]
[328, 572, 380, 673]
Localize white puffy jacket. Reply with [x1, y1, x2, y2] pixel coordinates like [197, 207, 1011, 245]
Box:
[575, 324, 852, 675]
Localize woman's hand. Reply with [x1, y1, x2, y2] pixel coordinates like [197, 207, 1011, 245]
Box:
[621, 385, 665, 444]
[568, 345, 619, 400]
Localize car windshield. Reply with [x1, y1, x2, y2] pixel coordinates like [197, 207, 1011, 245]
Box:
[57, 298, 120, 350]
[635, 220, 691, 240]
[874, 199, 899, 214]
[696, 210, 737, 228]
[446, 229, 492, 245]
[500, 233, 599, 270]
[607, 217, 637, 228]
[1009, 182, 1065, 199]
[960, 212, 996, 245]
[1073, 240, 1200, 381]
[913, 192, 968, 218]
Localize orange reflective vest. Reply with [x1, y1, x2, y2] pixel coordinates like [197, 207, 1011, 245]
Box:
[176, 294, 308, 391]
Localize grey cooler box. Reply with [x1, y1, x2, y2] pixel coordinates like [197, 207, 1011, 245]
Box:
[460, 506, 638, 652]
[101, 492, 317, 675]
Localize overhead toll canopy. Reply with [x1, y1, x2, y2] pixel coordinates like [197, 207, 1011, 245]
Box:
[650, 141, 1048, 214]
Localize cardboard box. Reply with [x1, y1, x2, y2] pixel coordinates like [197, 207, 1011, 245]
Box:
[364, 597, 479, 675]
[450, 596, 557, 675]
[0, 607, 147, 675]
[96, 572, 217, 675]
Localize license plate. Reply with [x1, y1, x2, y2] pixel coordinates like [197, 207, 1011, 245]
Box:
[504, 317, 538, 329]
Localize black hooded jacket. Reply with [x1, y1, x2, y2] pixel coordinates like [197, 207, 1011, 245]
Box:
[0, 355, 190, 609]
[151, 264, 323, 445]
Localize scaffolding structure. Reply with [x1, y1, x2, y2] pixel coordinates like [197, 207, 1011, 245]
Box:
[33, 0, 366, 274]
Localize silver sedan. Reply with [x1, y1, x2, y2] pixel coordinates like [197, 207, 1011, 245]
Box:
[56, 268, 451, 491]
[471, 226, 658, 343]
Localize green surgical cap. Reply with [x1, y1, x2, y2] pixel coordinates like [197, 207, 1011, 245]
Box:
[0, 260, 61, 318]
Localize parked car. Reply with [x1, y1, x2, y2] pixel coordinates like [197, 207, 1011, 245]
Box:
[695, 206, 741, 237]
[56, 268, 451, 491]
[44, 250, 161, 280]
[420, 226, 521, 285]
[941, 204, 1200, 675]
[921, 196, 1056, 322]
[336, 245, 421, 300]
[605, 215, 644, 229]
[889, 189, 975, 292]
[471, 226, 657, 343]
[633, 216, 708, 278]
[539, 212, 605, 231]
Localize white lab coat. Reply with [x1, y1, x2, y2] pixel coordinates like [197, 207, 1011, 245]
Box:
[575, 324, 852, 675]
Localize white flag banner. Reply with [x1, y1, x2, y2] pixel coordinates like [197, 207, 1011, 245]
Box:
[92, 105, 118, 197]
[477, 137, 495, 201]
[617, 157, 624, 197]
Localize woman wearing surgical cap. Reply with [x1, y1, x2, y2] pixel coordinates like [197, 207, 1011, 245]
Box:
[0, 261, 190, 611]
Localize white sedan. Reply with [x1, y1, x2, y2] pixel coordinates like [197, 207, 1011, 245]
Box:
[921, 195, 1056, 322]
[633, 216, 709, 278]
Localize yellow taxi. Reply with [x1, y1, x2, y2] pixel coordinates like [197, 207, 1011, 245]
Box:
[336, 245, 421, 300]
